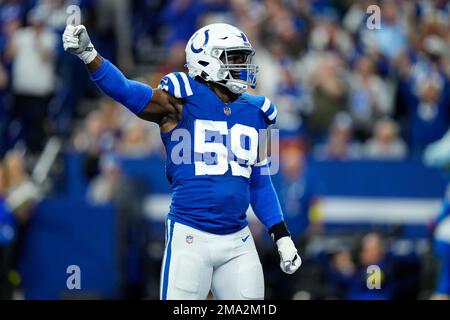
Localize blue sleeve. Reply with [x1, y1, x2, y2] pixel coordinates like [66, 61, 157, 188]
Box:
[90, 59, 153, 115]
[250, 162, 284, 229]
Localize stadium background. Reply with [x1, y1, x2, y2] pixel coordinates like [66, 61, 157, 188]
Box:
[1, 0, 450, 300]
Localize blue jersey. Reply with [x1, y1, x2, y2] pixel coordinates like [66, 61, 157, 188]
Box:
[159, 72, 277, 234]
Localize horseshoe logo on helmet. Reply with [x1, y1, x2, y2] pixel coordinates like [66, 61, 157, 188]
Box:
[190, 29, 210, 54]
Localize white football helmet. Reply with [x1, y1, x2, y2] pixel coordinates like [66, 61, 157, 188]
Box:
[185, 23, 258, 94]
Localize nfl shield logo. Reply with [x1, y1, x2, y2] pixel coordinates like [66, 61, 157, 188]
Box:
[224, 107, 231, 116]
[186, 235, 194, 244]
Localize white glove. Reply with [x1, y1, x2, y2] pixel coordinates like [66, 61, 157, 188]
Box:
[276, 236, 302, 274]
[62, 24, 97, 64]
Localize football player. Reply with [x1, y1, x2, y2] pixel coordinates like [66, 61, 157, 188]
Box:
[63, 23, 301, 300]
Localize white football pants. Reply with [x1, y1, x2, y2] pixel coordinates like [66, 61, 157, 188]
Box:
[160, 219, 265, 300]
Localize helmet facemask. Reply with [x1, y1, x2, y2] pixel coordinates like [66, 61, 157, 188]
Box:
[210, 47, 259, 94]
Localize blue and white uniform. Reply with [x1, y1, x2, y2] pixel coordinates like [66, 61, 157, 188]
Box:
[63, 21, 300, 301]
[158, 72, 279, 300]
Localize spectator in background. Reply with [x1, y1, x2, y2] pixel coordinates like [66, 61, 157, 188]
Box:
[115, 94, 164, 158]
[159, 0, 228, 51]
[308, 53, 349, 141]
[41, 1, 99, 137]
[397, 31, 450, 156]
[38, 0, 69, 34]
[0, 1, 22, 153]
[349, 55, 393, 139]
[99, 98, 122, 142]
[73, 110, 107, 154]
[0, 0, 22, 56]
[87, 155, 123, 205]
[407, 74, 450, 156]
[73, 110, 107, 180]
[119, 119, 153, 158]
[314, 112, 361, 161]
[95, 0, 134, 70]
[4, 150, 40, 224]
[253, 40, 286, 99]
[361, 0, 408, 61]
[1, 150, 40, 300]
[0, 161, 16, 300]
[325, 246, 355, 299]
[364, 118, 407, 160]
[270, 58, 311, 135]
[5, 7, 57, 153]
[160, 0, 206, 50]
[415, 0, 449, 50]
[343, 0, 378, 36]
[346, 233, 395, 300]
[309, 9, 352, 58]
[228, 0, 264, 45]
[72, 98, 123, 180]
[258, 0, 305, 58]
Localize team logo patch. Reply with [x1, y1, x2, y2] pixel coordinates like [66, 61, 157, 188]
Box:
[186, 235, 194, 244]
[191, 29, 210, 53]
[224, 107, 231, 116]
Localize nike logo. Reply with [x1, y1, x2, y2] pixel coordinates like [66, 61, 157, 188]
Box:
[161, 78, 169, 84]
[241, 235, 250, 242]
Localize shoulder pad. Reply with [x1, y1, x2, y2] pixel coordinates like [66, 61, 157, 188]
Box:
[259, 96, 278, 125]
[158, 72, 194, 99]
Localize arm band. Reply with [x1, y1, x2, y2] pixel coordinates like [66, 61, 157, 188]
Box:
[90, 58, 153, 114]
[268, 221, 291, 242]
[250, 163, 285, 234]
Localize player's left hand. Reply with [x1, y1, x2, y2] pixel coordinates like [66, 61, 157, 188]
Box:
[276, 236, 302, 274]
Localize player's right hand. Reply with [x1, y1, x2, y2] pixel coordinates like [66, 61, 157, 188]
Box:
[62, 24, 97, 64]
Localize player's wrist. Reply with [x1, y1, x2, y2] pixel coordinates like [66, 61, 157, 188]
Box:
[268, 221, 291, 242]
[79, 44, 97, 64]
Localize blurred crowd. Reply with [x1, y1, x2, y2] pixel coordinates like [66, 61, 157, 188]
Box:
[1, 0, 450, 299]
[0, 0, 449, 161]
